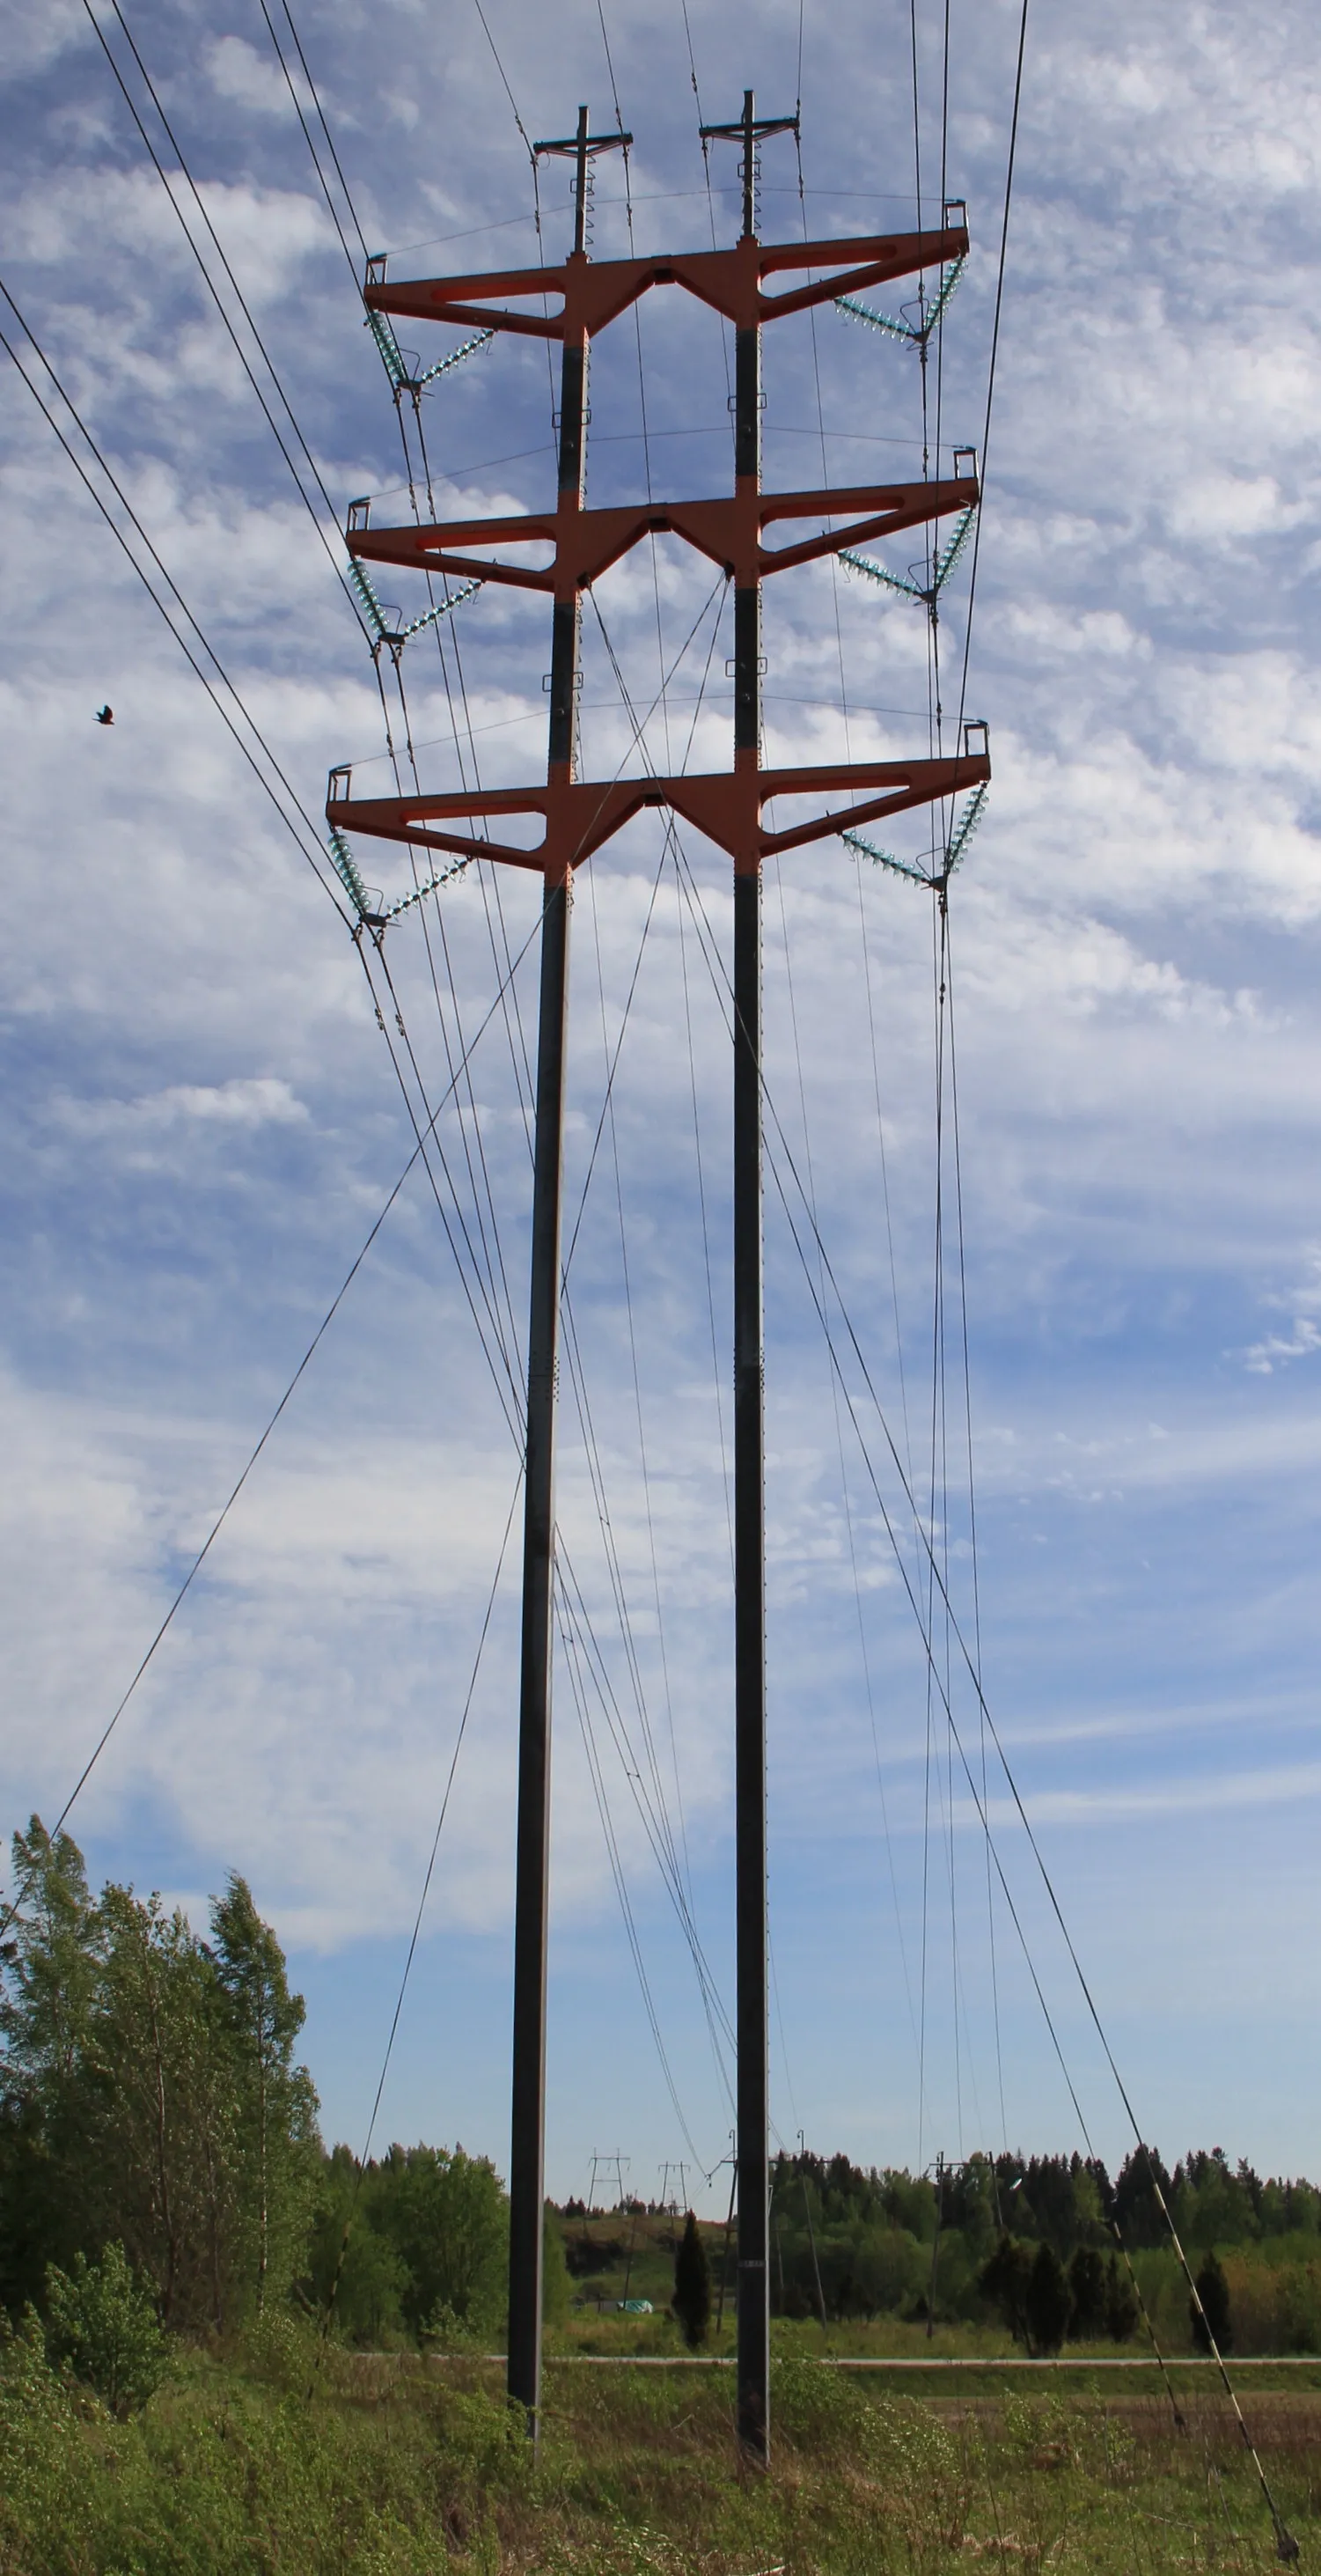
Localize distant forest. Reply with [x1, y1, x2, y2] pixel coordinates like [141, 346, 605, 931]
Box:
[4, 1819, 1320, 2359]
[753, 2142, 1321, 2350]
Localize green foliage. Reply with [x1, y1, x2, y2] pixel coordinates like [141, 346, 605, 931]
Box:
[7, 1818, 1321, 2382]
[980, 2232, 1033, 2342]
[358, 2142, 509, 2339]
[1192, 2247, 1232, 2352]
[0, 2316, 528, 2576]
[44, 2240, 169, 2417]
[305, 2143, 407, 2345]
[209, 1873, 320, 2315]
[0, 2301, 1316, 2576]
[87, 1880, 238, 2326]
[672, 2210, 710, 2349]
[1067, 2244, 1105, 2338]
[1271, 2258, 1321, 2354]
[0, 1817, 101, 2307]
[543, 2200, 572, 2327]
[1104, 2250, 1139, 2342]
[0, 1821, 321, 2334]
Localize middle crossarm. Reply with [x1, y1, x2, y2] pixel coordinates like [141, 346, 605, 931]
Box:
[347, 474, 979, 594]
[327, 749, 989, 880]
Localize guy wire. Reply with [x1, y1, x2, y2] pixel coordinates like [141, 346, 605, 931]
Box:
[0, 909, 542, 1947]
[672, 845, 1295, 2549]
[309, 1468, 523, 2373]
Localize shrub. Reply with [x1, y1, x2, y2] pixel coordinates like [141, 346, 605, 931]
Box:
[980, 2231, 1032, 2341]
[1024, 2242, 1072, 2356]
[1104, 2251, 1140, 2343]
[671, 2212, 709, 2350]
[44, 2241, 169, 2418]
[1067, 2245, 1105, 2338]
[1191, 2248, 1232, 2353]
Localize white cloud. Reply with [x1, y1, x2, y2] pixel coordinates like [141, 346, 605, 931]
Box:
[204, 35, 299, 121]
[49, 1076, 310, 1136]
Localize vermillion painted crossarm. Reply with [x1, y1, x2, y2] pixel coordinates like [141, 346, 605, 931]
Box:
[363, 224, 968, 343]
[326, 749, 989, 879]
[346, 471, 980, 594]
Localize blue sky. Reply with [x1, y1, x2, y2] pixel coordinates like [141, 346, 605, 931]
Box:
[3, 0, 1321, 2212]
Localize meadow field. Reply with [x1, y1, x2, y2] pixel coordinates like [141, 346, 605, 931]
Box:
[3, 2314, 1317, 2576]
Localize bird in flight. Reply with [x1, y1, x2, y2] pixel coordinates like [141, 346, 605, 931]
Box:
[95, 705, 114, 726]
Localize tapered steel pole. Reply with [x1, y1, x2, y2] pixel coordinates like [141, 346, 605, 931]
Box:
[507, 102, 591, 2440]
[732, 86, 770, 2469]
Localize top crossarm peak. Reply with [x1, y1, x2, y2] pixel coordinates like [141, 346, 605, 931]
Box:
[699, 111, 799, 142]
[533, 125, 631, 156]
[362, 224, 971, 339]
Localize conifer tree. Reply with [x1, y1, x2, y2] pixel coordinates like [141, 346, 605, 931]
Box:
[980, 2232, 1032, 2343]
[1024, 2241, 1071, 2355]
[672, 2209, 710, 2348]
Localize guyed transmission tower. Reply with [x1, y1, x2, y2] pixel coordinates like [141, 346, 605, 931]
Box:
[327, 93, 989, 2466]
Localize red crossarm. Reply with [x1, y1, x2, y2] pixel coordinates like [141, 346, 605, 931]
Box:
[349, 475, 978, 596]
[327, 750, 988, 884]
[367, 224, 966, 342]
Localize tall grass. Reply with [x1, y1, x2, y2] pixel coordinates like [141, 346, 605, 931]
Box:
[0, 2307, 1313, 2573]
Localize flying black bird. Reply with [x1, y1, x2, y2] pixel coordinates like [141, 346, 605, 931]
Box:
[95, 704, 114, 725]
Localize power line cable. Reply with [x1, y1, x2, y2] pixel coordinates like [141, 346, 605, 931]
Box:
[672, 843, 1295, 2551]
[557, 1536, 736, 2099]
[0, 914, 539, 1947]
[0, 288, 348, 918]
[953, 0, 1029, 746]
[256, 0, 370, 278]
[363, 910, 732, 2110]
[308, 1468, 521, 2368]
[554, 1575, 709, 2164]
[351, 1474, 521, 2166]
[359, 944, 525, 1443]
[674, 852, 734, 1578]
[79, 0, 371, 644]
[585, 856, 693, 1906]
[468, 0, 538, 169]
[943, 908, 1008, 2151]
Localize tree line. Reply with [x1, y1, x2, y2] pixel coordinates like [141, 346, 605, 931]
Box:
[0, 1818, 549, 2354]
[3, 1818, 1317, 2366]
[764, 2145, 1321, 2347]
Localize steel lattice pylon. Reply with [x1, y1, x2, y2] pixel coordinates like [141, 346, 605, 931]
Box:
[327, 95, 989, 2464]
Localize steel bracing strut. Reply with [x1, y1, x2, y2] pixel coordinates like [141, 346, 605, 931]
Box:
[327, 99, 989, 2464]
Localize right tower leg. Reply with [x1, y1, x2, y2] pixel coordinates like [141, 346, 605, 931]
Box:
[732, 85, 770, 2469]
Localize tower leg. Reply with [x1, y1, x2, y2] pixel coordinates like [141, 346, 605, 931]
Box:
[507, 102, 599, 2442]
[732, 86, 770, 2469]
[507, 859, 571, 2437]
[733, 860, 769, 2463]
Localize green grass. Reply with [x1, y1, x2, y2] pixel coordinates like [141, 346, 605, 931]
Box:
[2, 2309, 1317, 2574]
